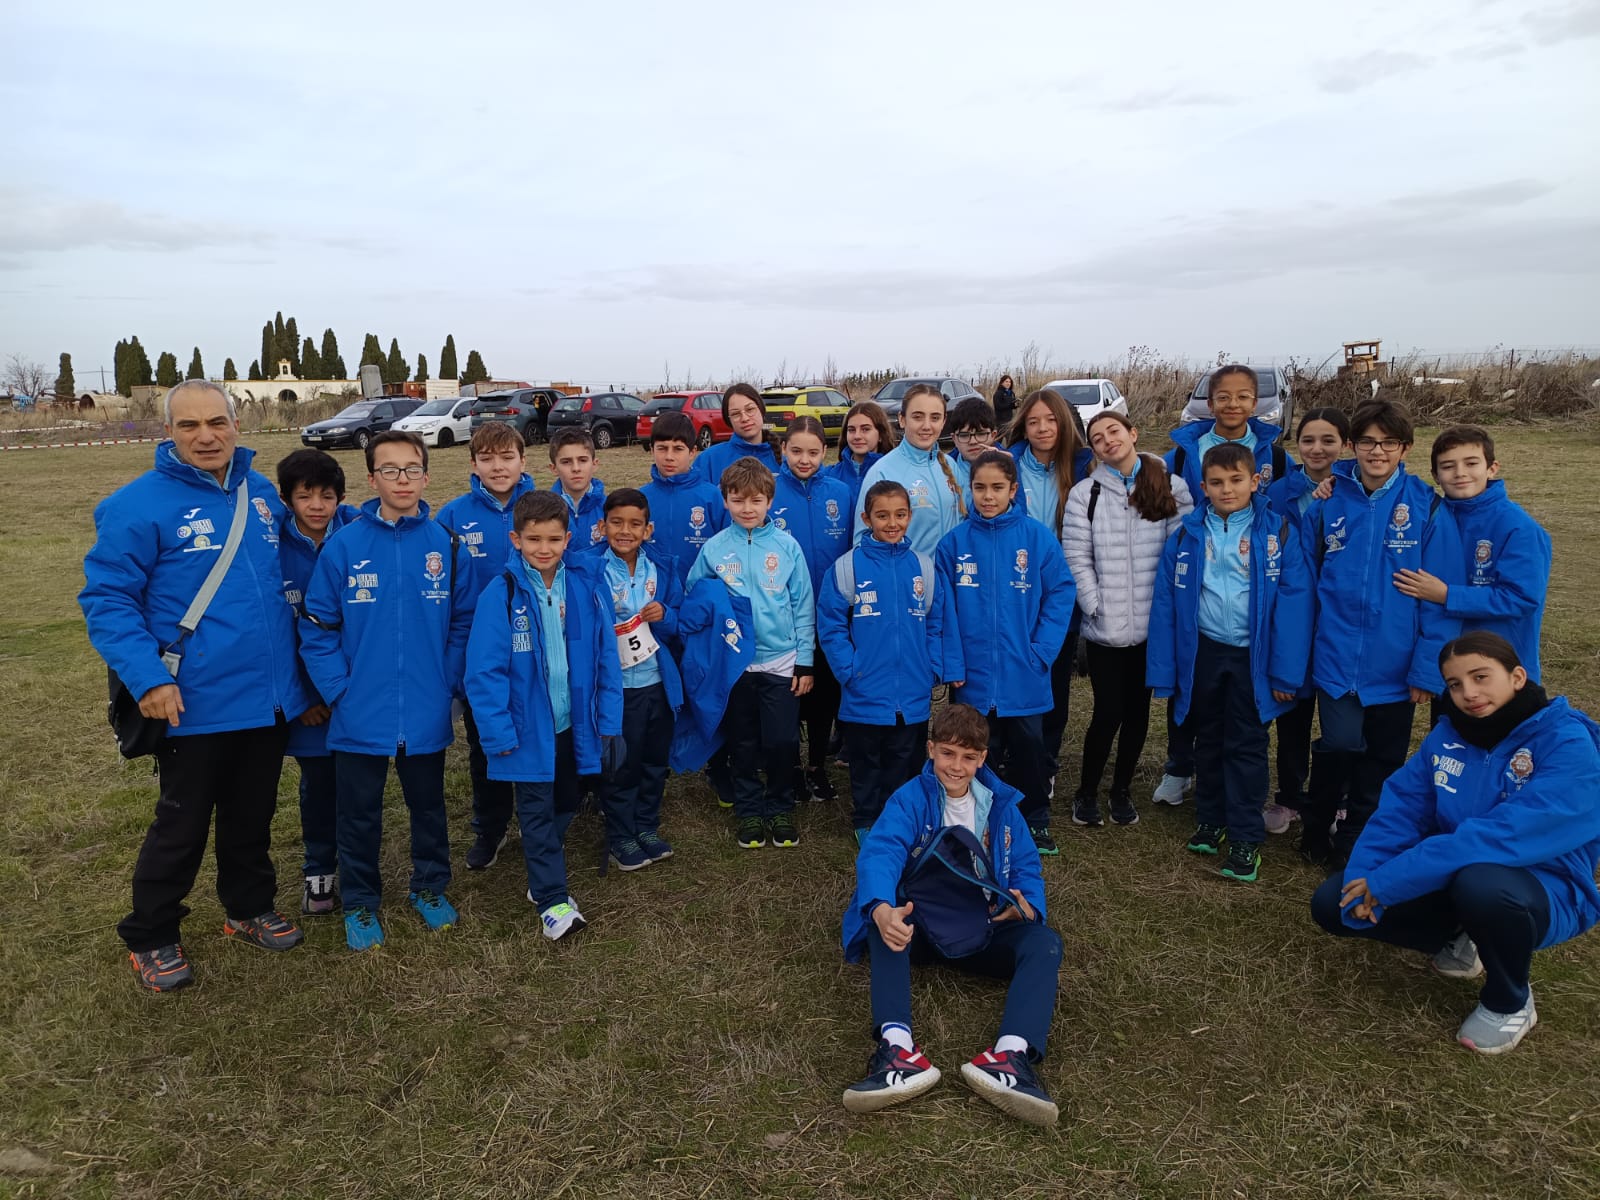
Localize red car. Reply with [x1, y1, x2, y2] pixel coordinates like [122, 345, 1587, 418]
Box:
[634, 390, 729, 450]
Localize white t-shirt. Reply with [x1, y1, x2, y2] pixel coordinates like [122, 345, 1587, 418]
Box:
[942, 787, 976, 835]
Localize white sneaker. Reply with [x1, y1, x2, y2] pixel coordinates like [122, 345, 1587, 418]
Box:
[1431, 931, 1485, 979]
[1262, 804, 1299, 835]
[529, 891, 587, 941]
[1152, 774, 1191, 806]
[1457, 995, 1537, 1055]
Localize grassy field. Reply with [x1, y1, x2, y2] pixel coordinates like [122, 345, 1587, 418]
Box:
[2, 426, 1598, 1199]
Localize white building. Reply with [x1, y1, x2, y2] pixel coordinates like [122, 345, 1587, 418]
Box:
[226, 359, 356, 407]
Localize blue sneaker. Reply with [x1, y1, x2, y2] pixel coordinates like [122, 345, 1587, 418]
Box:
[960, 1047, 1059, 1126]
[409, 890, 457, 931]
[638, 831, 674, 862]
[344, 907, 384, 952]
[609, 839, 652, 872]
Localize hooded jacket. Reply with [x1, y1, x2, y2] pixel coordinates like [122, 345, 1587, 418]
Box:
[1165, 417, 1290, 499]
[669, 579, 757, 772]
[79, 441, 310, 738]
[462, 549, 623, 781]
[842, 761, 1045, 962]
[1344, 698, 1600, 948]
[641, 465, 728, 587]
[695, 434, 779, 490]
[1413, 480, 1552, 691]
[935, 502, 1076, 716]
[435, 472, 537, 601]
[592, 541, 686, 707]
[816, 532, 940, 724]
[279, 502, 361, 757]
[551, 477, 608, 552]
[1146, 495, 1315, 725]
[853, 440, 967, 559]
[1061, 457, 1194, 647]
[298, 497, 473, 756]
[772, 463, 855, 596]
[685, 519, 815, 669]
[827, 449, 884, 519]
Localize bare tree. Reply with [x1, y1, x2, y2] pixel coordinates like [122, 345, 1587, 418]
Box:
[1018, 341, 1045, 391]
[3, 353, 53, 402]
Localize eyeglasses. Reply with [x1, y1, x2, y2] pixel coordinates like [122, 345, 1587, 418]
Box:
[1353, 438, 1403, 453]
[953, 429, 997, 445]
[373, 465, 426, 480]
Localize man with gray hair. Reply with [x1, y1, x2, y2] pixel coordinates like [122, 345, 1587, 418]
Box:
[80, 380, 313, 991]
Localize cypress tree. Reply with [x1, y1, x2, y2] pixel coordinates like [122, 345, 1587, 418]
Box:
[301, 337, 324, 379]
[386, 338, 408, 384]
[359, 334, 384, 370]
[56, 352, 75, 401]
[284, 317, 300, 373]
[130, 338, 153, 388]
[462, 350, 489, 385]
[415, 353, 429, 383]
[439, 334, 459, 380]
[321, 328, 345, 380]
[248, 360, 263, 381]
[262, 322, 276, 377]
[156, 351, 181, 388]
[186, 347, 205, 380]
[224, 358, 238, 381]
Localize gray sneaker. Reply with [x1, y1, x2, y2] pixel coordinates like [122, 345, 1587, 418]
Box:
[1431, 931, 1484, 979]
[1457, 995, 1537, 1055]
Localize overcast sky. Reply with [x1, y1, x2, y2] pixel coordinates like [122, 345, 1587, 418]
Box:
[4, 0, 1597, 388]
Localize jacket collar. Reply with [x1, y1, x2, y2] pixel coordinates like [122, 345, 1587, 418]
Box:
[471, 472, 534, 511]
[156, 440, 255, 491]
[1443, 478, 1506, 514]
[358, 496, 432, 529]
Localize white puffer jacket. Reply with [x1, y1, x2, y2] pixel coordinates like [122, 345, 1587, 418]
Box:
[1061, 456, 1193, 647]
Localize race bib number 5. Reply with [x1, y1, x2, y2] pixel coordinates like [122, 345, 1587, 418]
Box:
[614, 614, 660, 668]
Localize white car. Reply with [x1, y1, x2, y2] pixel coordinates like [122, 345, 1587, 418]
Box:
[393, 396, 475, 448]
[1042, 378, 1128, 430]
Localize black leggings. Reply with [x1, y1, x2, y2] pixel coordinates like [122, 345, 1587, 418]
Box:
[798, 641, 840, 770]
[1077, 640, 1152, 796]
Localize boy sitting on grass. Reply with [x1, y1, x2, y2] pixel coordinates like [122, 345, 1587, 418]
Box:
[840, 704, 1061, 1127]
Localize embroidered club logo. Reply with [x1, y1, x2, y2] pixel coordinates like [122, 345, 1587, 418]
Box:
[645, 578, 656, 597]
[689, 505, 707, 532]
[1266, 533, 1280, 559]
[722, 617, 742, 650]
[1239, 534, 1251, 563]
[424, 551, 445, 584]
[1390, 503, 1412, 535]
[252, 496, 274, 527]
[825, 499, 840, 523]
[1508, 747, 1534, 787]
[1475, 539, 1494, 564]
[1260, 462, 1273, 483]
[591, 520, 605, 543]
[1014, 549, 1028, 575]
[764, 552, 779, 577]
[912, 575, 925, 600]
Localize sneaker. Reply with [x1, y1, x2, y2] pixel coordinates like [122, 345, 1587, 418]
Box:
[1262, 803, 1299, 835]
[959, 1047, 1059, 1126]
[222, 910, 305, 951]
[1109, 790, 1138, 826]
[1432, 931, 1485, 980]
[1030, 827, 1059, 856]
[344, 907, 384, 952]
[302, 874, 337, 915]
[841, 1038, 942, 1114]
[735, 817, 767, 849]
[805, 767, 837, 804]
[609, 839, 652, 872]
[409, 890, 458, 931]
[1457, 995, 1537, 1055]
[129, 943, 193, 992]
[465, 831, 507, 871]
[1186, 823, 1225, 856]
[1152, 774, 1192, 806]
[769, 812, 800, 848]
[1071, 793, 1103, 828]
[1220, 841, 1261, 882]
[637, 831, 674, 862]
[539, 900, 587, 941]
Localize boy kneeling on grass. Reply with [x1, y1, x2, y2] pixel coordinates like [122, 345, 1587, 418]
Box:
[840, 704, 1061, 1127]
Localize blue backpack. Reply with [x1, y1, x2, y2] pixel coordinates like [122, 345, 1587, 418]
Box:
[896, 824, 1022, 958]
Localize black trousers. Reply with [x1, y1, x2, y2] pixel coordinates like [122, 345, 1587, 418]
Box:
[463, 700, 516, 841]
[1273, 693, 1317, 810]
[1306, 691, 1416, 859]
[798, 642, 840, 770]
[723, 672, 800, 819]
[1078, 640, 1153, 796]
[1189, 637, 1268, 843]
[1041, 632, 1079, 778]
[118, 721, 290, 952]
[844, 717, 927, 829]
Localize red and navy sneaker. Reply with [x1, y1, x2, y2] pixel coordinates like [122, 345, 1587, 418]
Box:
[842, 1038, 942, 1114]
[960, 1047, 1059, 1126]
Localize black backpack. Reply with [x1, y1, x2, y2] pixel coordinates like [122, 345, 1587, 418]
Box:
[896, 824, 1023, 958]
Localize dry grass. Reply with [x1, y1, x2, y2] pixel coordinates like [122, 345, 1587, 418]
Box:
[2, 426, 1598, 1198]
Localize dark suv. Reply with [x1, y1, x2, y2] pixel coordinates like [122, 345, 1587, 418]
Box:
[469, 388, 568, 444]
[544, 392, 647, 449]
[870, 376, 982, 420]
[301, 398, 424, 450]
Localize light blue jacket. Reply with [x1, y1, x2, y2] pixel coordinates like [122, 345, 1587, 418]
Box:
[686, 519, 815, 669]
[853, 441, 966, 558]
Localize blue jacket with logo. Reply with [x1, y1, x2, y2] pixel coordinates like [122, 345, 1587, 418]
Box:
[641, 465, 728, 587]
[1345, 698, 1600, 948]
[593, 541, 686, 708]
[436, 472, 538, 602]
[278, 503, 361, 757]
[828, 450, 884, 519]
[934, 503, 1076, 716]
[685, 520, 815, 668]
[80, 442, 310, 738]
[553, 477, 609, 552]
[772, 463, 854, 596]
[1147, 496, 1315, 725]
[669, 579, 757, 771]
[842, 761, 1045, 962]
[1310, 461, 1439, 703]
[1413, 480, 1552, 691]
[854, 441, 967, 559]
[1165, 418, 1290, 501]
[299, 498, 474, 755]
[463, 549, 623, 782]
[696, 435, 779, 489]
[816, 533, 940, 724]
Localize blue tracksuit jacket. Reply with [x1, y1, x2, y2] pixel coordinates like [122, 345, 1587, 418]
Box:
[79, 442, 310, 737]
[842, 761, 1046, 962]
[462, 549, 623, 781]
[1413, 480, 1552, 691]
[279, 502, 361, 757]
[1310, 461, 1439, 703]
[828, 450, 884, 519]
[686, 520, 815, 668]
[669, 579, 757, 771]
[696, 435, 779, 489]
[1166, 417, 1291, 499]
[435, 472, 538, 602]
[1345, 698, 1600, 947]
[299, 498, 474, 755]
[553, 477, 609, 552]
[598, 542, 686, 708]
[934, 503, 1076, 716]
[816, 533, 940, 724]
[1146, 496, 1315, 725]
[772, 463, 855, 596]
[641, 465, 728, 587]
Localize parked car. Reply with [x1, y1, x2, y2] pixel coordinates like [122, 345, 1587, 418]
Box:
[635, 390, 729, 450]
[1180, 365, 1293, 437]
[469, 387, 569, 445]
[870, 376, 982, 420]
[392, 396, 475, 448]
[544, 391, 647, 449]
[301, 398, 424, 450]
[761, 385, 853, 442]
[1041, 378, 1128, 430]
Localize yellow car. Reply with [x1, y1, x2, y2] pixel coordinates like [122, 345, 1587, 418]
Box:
[761, 385, 853, 442]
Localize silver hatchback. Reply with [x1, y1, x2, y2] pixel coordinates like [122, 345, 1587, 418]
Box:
[1180, 365, 1293, 434]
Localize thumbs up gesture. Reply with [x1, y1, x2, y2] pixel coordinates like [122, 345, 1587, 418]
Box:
[873, 900, 916, 951]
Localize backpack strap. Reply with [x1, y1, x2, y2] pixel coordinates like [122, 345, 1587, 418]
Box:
[833, 549, 855, 602]
[1086, 480, 1102, 524]
[915, 549, 935, 607]
[1271, 441, 1286, 482]
[1171, 446, 1186, 477]
[503, 568, 517, 625]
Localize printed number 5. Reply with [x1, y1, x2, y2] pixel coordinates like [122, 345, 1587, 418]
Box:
[627, 635, 642, 652]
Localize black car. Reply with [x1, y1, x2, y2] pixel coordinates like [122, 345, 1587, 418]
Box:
[301, 398, 424, 450]
[468, 387, 568, 444]
[870, 376, 983, 420]
[544, 392, 646, 449]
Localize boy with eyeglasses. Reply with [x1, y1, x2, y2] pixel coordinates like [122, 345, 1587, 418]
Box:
[1300, 400, 1439, 869]
[300, 431, 474, 951]
[945, 397, 997, 511]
